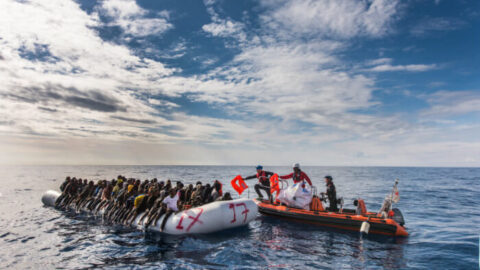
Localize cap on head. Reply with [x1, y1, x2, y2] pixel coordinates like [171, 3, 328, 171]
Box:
[325, 175, 333, 181]
[293, 163, 300, 169]
[256, 165, 263, 170]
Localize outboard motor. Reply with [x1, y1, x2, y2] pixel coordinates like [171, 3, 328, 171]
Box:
[392, 208, 405, 226]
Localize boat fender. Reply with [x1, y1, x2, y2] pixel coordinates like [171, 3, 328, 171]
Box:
[360, 217, 370, 234]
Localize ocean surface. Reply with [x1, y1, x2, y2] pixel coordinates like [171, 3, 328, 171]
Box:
[0, 165, 478, 269]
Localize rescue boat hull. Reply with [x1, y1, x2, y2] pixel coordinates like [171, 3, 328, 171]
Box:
[42, 190, 259, 235]
[255, 199, 408, 237]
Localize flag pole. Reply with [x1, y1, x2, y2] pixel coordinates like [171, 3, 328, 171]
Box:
[389, 179, 399, 211]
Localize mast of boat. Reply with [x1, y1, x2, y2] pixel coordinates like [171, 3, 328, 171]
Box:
[389, 179, 399, 212]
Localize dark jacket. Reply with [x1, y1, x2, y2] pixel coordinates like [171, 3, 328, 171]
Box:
[244, 170, 274, 186]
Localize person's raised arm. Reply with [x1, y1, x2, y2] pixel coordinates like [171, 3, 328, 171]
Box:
[303, 172, 313, 186]
[279, 173, 293, 180]
[243, 175, 257, 180]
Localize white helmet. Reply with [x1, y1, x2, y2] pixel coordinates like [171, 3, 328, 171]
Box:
[293, 163, 300, 169]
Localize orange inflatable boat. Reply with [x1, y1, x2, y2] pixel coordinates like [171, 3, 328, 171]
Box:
[254, 178, 408, 237]
[255, 198, 408, 237]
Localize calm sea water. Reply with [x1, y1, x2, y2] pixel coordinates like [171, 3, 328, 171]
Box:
[0, 165, 478, 269]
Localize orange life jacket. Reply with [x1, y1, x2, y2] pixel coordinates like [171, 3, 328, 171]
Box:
[310, 196, 324, 211]
[269, 173, 280, 197]
[256, 170, 270, 185]
[357, 199, 367, 215]
[231, 175, 248, 195]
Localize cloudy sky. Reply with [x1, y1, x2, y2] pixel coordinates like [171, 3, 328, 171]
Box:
[0, 0, 478, 166]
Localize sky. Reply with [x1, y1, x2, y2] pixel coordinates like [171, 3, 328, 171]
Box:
[0, 0, 479, 166]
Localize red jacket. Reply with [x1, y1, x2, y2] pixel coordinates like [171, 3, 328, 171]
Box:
[279, 171, 312, 186]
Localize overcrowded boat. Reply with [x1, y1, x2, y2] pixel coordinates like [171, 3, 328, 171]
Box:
[42, 176, 258, 235]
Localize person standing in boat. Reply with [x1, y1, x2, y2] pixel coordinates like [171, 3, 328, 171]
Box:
[279, 163, 312, 188]
[322, 175, 338, 212]
[243, 165, 274, 202]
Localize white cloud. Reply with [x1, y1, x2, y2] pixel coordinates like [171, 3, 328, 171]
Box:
[0, 0, 179, 142]
[366, 58, 393, 66]
[260, 0, 400, 39]
[369, 63, 438, 72]
[148, 98, 179, 108]
[202, 20, 244, 38]
[410, 17, 466, 37]
[98, 0, 172, 36]
[201, 2, 247, 43]
[422, 90, 480, 116]
[0, 0, 477, 166]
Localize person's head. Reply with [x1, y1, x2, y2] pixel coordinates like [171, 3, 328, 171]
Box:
[89, 180, 94, 186]
[169, 189, 176, 197]
[176, 181, 183, 189]
[293, 163, 300, 172]
[188, 184, 193, 190]
[83, 179, 88, 185]
[65, 176, 71, 181]
[196, 181, 202, 186]
[256, 165, 263, 173]
[223, 192, 232, 200]
[324, 175, 333, 184]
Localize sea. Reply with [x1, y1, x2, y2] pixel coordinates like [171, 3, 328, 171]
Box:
[0, 165, 478, 269]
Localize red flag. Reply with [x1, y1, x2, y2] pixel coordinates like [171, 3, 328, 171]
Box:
[392, 185, 400, 203]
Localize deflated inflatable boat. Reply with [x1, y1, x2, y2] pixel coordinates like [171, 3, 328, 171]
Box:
[42, 190, 258, 235]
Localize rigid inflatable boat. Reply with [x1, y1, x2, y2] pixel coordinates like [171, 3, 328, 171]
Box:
[255, 199, 408, 237]
[255, 179, 408, 237]
[42, 190, 258, 235]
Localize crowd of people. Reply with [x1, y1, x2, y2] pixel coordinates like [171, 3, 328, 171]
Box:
[55, 176, 232, 230]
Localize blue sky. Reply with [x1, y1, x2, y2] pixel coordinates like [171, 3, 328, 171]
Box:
[0, 0, 479, 166]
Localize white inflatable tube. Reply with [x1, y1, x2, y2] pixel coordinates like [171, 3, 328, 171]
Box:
[42, 190, 258, 235]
